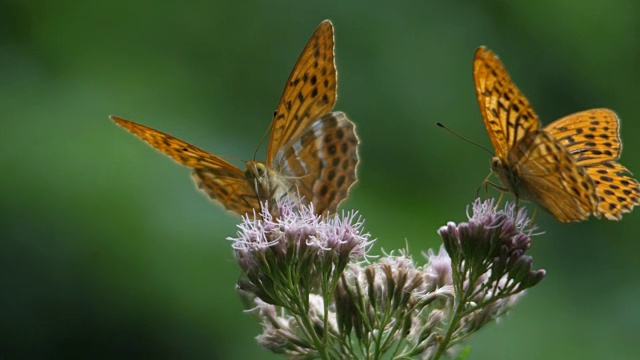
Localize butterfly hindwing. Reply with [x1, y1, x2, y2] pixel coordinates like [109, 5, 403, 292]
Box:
[507, 130, 598, 222]
[544, 109, 640, 219]
[191, 169, 259, 216]
[584, 161, 640, 219]
[545, 109, 621, 165]
[272, 111, 359, 214]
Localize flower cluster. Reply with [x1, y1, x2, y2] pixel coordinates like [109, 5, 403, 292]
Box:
[230, 198, 545, 359]
[229, 198, 372, 306]
[432, 198, 546, 357]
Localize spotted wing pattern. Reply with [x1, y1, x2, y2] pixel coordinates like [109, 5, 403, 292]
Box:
[272, 111, 358, 214]
[266, 20, 337, 166]
[191, 169, 260, 216]
[111, 20, 358, 217]
[545, 109, 640, 219]
[111, 116, 256, 215]
[474, 47, 640, 222]
[505, 130, 598, 222]
[473, 47, 540, 161]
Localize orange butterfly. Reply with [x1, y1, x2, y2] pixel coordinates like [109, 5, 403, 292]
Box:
[112, 20, 359, 217]
[474, 46, 640, 222]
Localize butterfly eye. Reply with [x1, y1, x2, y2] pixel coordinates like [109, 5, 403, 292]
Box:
[490, 157, 502, 172]
[255, 164, 266, 177]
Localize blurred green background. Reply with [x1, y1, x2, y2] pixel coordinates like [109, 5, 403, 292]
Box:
[2, 0, 640, 358]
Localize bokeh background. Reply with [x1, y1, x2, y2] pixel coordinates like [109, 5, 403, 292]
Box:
[2, 0, 640, 358]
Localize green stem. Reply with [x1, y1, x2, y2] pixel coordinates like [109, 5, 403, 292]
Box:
[292, 294, 330, 360]
[431, 276, 475, 360]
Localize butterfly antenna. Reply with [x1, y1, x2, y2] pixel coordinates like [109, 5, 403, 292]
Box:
[219, 154, 245, 164]
[253, 111, 278, 161]
[436, 122, 495, 157]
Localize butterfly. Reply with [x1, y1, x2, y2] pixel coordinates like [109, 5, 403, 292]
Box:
[474, 46, 640, 222]
[111, 20, 359, 217]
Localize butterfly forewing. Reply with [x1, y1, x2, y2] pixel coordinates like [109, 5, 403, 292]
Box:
[474, 47, 541, 161]
[111, 116, 244, 174]
[272, 111, 359, 214]
[111, 116, 259, 212]
[266, 20, 337, 166]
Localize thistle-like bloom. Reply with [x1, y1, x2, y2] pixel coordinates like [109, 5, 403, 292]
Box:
[229, 197, 373, 307]
[233, 198, 544, 359]
[439, 198, 545, 297]
[335, 249, 455, 358]
[431, 198, 546, 358]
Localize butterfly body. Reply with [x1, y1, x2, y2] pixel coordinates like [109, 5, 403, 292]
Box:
[474, 47, 640, 222]
[112, 20, 359, 217]
[244, 161, 290, 210]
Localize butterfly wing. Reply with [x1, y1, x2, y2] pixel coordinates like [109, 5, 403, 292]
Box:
[545, 109, 640, 219]
[473, 47, 541, 161]
[191, 170, 259, 216]
[544, 109, 621, 165]
[271, 111, 359, 214]
[111, 115, 256, 215]
[508, 130, 599, 222]
[266, 20, 337, 166]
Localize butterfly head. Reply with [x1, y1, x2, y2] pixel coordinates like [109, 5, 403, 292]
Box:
[245, 161, 266, 179]
[489, 156, 502, 175]
[245, 161, 270, 191]
[245, 161, 292, 207]
[490, 156, 522, 200]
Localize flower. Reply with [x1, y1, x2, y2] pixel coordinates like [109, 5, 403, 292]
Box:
[438, 198, 545, 296]
[228, 197, 373, 307]
[429, 198, 546, 359]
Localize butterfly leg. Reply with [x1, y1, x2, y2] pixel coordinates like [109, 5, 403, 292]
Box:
[478, 172, 509, 200]
[496, 191, 505, 207]
[476, 172, 493, 199]
[486, 181, 508, 192]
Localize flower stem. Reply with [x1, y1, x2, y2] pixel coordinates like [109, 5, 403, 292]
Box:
[431, 282, 472, 360]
